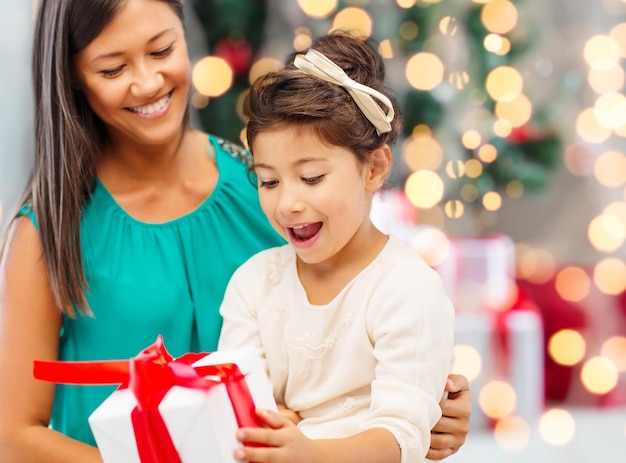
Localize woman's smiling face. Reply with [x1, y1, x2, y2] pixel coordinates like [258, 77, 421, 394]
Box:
[73, 0, 191, 147]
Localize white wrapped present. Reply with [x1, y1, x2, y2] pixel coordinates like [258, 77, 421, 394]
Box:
[34, 336, 276, 463]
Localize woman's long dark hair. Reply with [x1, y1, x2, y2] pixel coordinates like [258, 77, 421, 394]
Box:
[6, 0, 185, 316]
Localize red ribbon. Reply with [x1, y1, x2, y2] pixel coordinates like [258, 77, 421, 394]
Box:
[34, 336, 262, 462]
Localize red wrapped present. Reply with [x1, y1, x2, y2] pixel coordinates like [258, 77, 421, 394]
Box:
[34, 336, 276, 463]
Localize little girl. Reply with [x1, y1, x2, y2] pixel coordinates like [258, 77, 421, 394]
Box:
[218, 31, 455, 463]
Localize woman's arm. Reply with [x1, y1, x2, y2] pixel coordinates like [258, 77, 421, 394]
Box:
[427, 374, 472, 460]
[0, 218, 103, 463]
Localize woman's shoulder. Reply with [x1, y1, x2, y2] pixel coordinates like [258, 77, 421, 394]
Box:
[15, 203, 37, 229]
[208, 134, 253, 168]
[1, 212, 43, 269]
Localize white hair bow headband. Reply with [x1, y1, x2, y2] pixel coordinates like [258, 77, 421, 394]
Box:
[293, 48, 395, 135]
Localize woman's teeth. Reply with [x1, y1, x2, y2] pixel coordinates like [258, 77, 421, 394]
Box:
[132, 93, 169, 115]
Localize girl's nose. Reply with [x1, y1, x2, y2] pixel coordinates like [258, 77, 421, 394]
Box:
[277, 185, 304, 215]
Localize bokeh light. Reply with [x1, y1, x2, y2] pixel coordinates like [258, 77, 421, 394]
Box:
[445, 160, 465, 179]
[484, 275, 517, 311]
[583, 34, 621, 70]
[493, 118, 513, 137]
[610, 22, 626, 57]
[564, 143, 595, 177]
[397, 0, 418, 8]
[588, 65, 625, 94]
[444, 199, 465, 218]
[378, 39, 394, 59]
[495, 94, 532, 127]
[411, 226, 450, 266]
[479, 380, 517, 419]
[399, 21, 419, 41]
[548, 329, 586, 366]
[594, 150, 626, 187]
[588, 213, 625, 252]
[192, 56, 233, 97]
[465, 159, 483, 178]
[494, 416, 531, 452]
[593, 257, 626, 295]
[485, 66, 523, 102]
[517, 246, 556, 284]
[581, 356, 619, 395]
[539, 409, 576, 446]
[406, 52, 444, 91]
[439, 16, 458, 36]
[462, 130, 482, 149]
[601, 336, 626, 372]
[576, 107, 613, 144]
[481, 0, 518, 35]
[297, 0, 338, 18]
[249, 57, 283, 84]
[448, 70, 470, 90]
[404, 170, 445, 209]
[293, 28, 313, 52]
[461, 184, 480, 202]
[452, 344, 482, 382]
[482, 191, 502, 211]
[477, 144, 498, 163]
[331, 7, 372, 37]
[555, 266, 590, 302]
[190, 92, 209, 110]
[506, 180, 524, 198]
[402, 133, 443, 171]
[594, 92, 626, 130]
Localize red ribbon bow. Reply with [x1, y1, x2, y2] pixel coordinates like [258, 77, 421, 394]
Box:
[34, 336, 261, 463]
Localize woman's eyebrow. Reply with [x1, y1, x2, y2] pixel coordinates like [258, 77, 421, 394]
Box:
[90, 29, 175, 64]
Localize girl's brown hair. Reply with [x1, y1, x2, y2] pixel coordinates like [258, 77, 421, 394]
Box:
[2, 0, 185, 316]
[243, 31, 403, 164]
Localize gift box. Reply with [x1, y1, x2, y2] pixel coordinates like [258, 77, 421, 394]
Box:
[453, 307, 544, 430]
[34, 336, 277, 463]
[435, 234, 517, 314]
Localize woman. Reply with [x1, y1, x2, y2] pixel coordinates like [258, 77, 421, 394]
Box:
[0, 0, 470, 461]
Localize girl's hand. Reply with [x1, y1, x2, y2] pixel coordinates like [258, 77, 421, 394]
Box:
[234, 409, 318, 463]
[427, 374, 472, 460]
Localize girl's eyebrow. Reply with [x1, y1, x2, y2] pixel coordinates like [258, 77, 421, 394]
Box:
[90, 29, 175, 64]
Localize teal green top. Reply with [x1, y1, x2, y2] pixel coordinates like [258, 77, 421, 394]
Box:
[20, 135, 284, 446]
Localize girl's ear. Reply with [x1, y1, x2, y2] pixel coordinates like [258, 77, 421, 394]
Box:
[365, 144, 391, 193]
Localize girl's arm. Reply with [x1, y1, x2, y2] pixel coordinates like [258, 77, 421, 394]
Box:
[0, 218, 102, 463]
[235, 409, 401, 463]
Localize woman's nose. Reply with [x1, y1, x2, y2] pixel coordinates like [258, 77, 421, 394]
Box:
[130, 61, 164, 98]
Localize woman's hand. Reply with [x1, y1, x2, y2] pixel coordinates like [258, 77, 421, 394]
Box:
[427, 374, 472, 460]
[276, 403, 302, 425]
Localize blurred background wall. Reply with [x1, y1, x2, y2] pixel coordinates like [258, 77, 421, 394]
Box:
[0, 0, 35, 232]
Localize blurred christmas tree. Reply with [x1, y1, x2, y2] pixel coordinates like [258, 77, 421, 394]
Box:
[394, 0, 562, 219]
[191, 0, 268, 143]
[191, 0, 562, 219]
